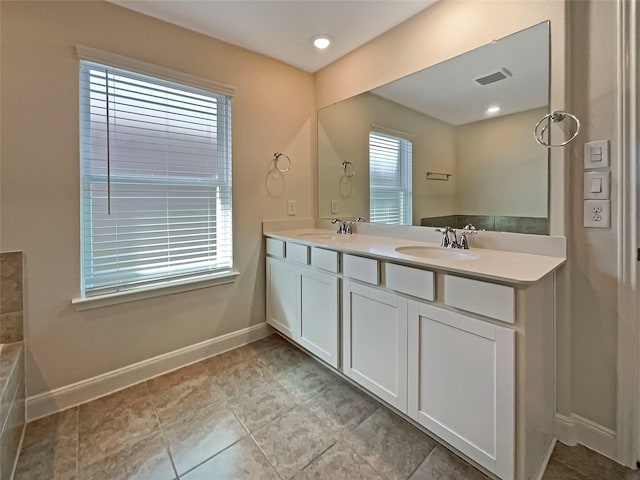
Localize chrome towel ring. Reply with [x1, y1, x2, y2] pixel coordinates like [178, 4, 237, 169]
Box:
[273, 152, 291, 173]
[342, 161, 356, 177]
[534, 111, 581, 148]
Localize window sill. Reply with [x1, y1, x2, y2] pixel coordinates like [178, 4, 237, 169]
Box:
[71, 270, 240, 311]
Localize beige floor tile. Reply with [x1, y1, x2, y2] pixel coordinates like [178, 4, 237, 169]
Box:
[14, 408, 78, 480]
[275, 359, 340, 400]
[551, 443, 640, 480]
[345, 408, 437, 480]
[147, 363, 227, 426]
[211, 359, 274, 399]
[78, 431, 175, 480]
[253, 403, 340, 479]
[306, 381, 379, 434]
[409, 446, 489, 480]
[256, 342, 310, 375]
[229, 378, 297, 431]
[293, 441, 386, 480]
[181, 437, 279, 480]
[162, 404, 247, 475]
[542, 460, 589, 480]
[79, 383, 159, 460]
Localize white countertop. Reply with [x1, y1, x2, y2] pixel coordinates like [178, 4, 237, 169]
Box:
[264, 228, 566, 285]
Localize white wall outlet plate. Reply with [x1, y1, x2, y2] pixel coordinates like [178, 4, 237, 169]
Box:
[583, 200, 610, 228]
[287, 200, 296, 216]
[583, 140, 609, 169]
[331, 199, 338, 214]
[583, 171, 610, 200]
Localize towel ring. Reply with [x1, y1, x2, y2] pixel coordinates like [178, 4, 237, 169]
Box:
[273, 152, 291, 173]
[534, 111, 581, 148]
[342, 161, 356, 177]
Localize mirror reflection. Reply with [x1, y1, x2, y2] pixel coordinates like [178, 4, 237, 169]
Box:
[317, 22, 550, 234]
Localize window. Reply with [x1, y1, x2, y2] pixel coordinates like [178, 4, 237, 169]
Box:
[79, 59, 232, 297]
[369, 131, 413, 225]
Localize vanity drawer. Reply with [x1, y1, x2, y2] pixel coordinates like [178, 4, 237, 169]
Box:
[444, 275, 515, 324]
[385, 263, 434, 302]
[343, 254, 379, 285]
[311, 247, 339, 273]
[285, 242, 309, 265]
[266, 238, 285, 258]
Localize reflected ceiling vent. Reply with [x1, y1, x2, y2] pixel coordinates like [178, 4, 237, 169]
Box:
[474, 68, 513, 86]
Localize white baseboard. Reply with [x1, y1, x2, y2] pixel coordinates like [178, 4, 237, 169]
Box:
[533, 437, 557, 480]
[555, 413, 618, 462]
[26, 323, 272, 422]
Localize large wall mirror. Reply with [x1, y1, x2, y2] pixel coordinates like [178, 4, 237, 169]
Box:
[317, 22, 550, 234]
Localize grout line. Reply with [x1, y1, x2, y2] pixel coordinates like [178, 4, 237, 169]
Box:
[177, 435, 247, 478]
[144, 381, 180, 480]
[248, 431, 284, 480]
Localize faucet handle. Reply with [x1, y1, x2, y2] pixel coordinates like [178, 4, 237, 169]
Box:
[355, 217, 366, 222]
[462, 224, 479, 235]
[434, 227, 453, 247]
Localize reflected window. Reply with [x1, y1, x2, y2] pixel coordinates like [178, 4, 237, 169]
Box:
[369, 131, 412, 225]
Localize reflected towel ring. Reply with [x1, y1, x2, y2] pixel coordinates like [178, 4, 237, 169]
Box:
[273, 152, 291, 173]
[534, 111, 581, 148]
[342, 161, 356, 177]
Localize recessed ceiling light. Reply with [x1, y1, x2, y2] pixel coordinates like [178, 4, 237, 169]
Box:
[312, 35, 331, 50]
[486, 105, 501, 114]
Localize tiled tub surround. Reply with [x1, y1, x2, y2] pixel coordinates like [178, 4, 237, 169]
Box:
[13, 335, 639, 480]
[0, 251, 26, 479]
[420, 215, 548, 235]
[0, 252, 24, 344]
[0, 344, 24, 480]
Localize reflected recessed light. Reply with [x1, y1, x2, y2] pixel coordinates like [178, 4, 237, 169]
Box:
[312, 35, 331, 50]
[486, 105, 501, 114]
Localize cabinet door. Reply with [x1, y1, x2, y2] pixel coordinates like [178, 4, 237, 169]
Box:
[343, 279, 407, 412]
[297, 267, 340, 368]
[266, 257, 297, 339]
[407, 301, 515, 480]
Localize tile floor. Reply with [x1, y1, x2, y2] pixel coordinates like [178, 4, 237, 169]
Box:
[12, 334, 640, 480]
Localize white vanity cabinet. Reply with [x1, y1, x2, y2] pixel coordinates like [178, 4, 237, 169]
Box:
[264, 231, 561, 480]
[407, 301, 515, 479]
[266, 256, 297, 339]
[266, 240, 340, 367]
[342, 278, 408, 412]
[297, 266, 340, 367]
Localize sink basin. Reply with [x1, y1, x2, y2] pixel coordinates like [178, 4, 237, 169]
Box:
[297, 232, 346, 241]
[395, 246, 479, 261]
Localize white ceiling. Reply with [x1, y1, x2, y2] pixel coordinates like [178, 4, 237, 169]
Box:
[108, 0, 437, 73]
[371, 22, 549, 126]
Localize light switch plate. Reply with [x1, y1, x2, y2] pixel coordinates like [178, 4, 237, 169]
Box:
[584, 140, 609, 169]
[584, 200, 610, 228]
[583, 171, 610, 200]
[287, 200, 296, 216]
[331, 199, 338, 214]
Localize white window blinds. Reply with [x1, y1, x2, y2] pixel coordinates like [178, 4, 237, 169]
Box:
[369, 131, 413, 225]
[79, 60, 232, 297]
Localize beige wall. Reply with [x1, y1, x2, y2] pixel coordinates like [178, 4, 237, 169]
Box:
[567, 0, 618, 430]
[0, 1, 315, 397]
[317, 92, 457, 222]
[455, 107, 548, 217]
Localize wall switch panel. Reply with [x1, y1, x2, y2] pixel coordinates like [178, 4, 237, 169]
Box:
[287, 200, 296, 216]
[583, 171, 610, 200]
[584, 140, 609, 169]
[583, 200, 610, 228]
[331, 199, 338, 214]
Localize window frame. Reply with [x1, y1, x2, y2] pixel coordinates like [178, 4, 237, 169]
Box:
[73, 46, 237, 309]
[368, 129, 413, 225]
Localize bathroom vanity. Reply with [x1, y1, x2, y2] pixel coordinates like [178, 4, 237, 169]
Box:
[263, 226, 565, 480]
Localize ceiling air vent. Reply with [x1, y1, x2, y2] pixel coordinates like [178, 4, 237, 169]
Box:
[474, 68, 513, 86]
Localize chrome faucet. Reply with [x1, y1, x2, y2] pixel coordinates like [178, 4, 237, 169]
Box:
[435, 224, 479, 250]
[332, 218, 347, 234]
[459, 224, 479, 249]
[435, 227, 459, 248]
